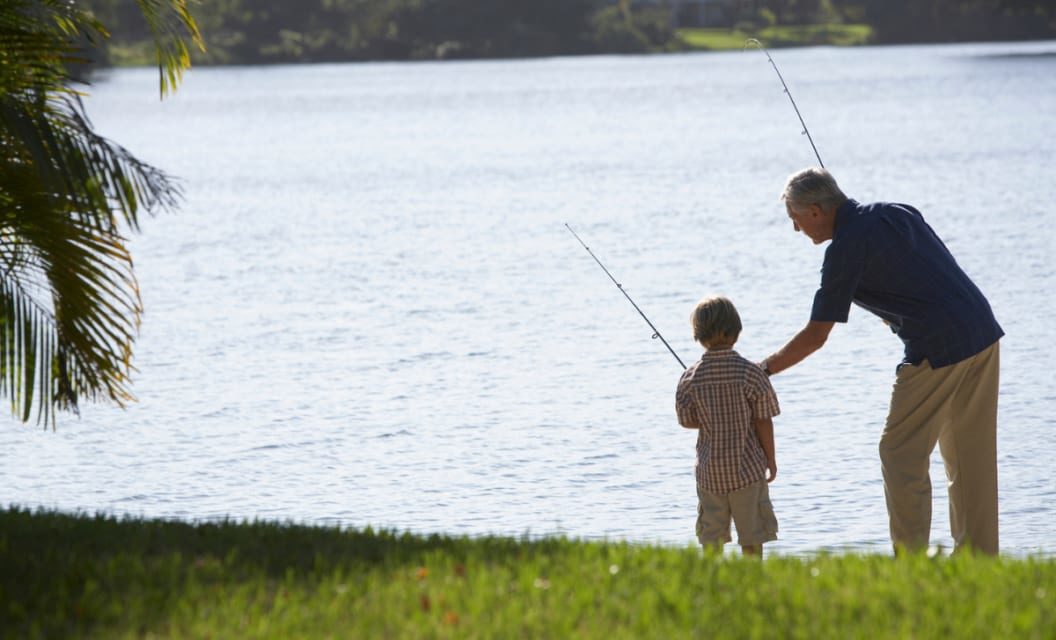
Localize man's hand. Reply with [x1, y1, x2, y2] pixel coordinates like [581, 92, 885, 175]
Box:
[766, 458, 777, 483]
[764, 320, 834, 375]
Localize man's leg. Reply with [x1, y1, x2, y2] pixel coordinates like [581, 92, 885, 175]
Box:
[939, 342, 1000, 555]
[880, 360, 960, 552]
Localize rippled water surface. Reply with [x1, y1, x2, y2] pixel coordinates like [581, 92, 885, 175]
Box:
[3, 41, 1054, 555]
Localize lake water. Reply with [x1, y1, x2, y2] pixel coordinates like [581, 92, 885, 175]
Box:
[2, 41, 1054, 556]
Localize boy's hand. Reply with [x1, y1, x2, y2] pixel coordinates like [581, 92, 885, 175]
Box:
[753, 417, 777, 483]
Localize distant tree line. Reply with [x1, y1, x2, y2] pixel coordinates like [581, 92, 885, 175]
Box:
[735, 0, 1055, 42]
[855, 0, 1056, 43]
[80, 0, 1056, 66]
[80, 0, 678, 65]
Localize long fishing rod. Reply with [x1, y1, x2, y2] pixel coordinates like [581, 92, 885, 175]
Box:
[744, 38, 824, 168]
[565, 223, 686, 370]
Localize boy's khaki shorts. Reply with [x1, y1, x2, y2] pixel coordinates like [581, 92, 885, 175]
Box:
[697, 478, 778, 547]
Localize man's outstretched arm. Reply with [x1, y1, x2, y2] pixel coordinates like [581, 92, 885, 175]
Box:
[763, 320, 835, 375]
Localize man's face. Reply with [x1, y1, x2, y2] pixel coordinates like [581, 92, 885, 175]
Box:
[786, 202, 831, 245]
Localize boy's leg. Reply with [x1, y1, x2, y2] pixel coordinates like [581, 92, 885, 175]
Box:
[880, 359, 961, 552]
[939, 342, 1000, 555]
[702, 540, 725, 556]
[696, 488, 732, 550]
[729, 479, 777, 551]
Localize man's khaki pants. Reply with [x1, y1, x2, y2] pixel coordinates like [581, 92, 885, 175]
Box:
[879, 341, 1000, 555]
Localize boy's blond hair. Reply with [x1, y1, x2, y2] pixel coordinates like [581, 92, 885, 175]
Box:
[691, 296, 742, 346]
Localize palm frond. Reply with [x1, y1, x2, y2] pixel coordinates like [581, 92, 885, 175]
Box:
[0, 0, 199, 425]
[134, 0, 204, 97]
[0, 132, 145, 423]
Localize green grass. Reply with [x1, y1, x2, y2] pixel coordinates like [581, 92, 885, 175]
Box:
[679, 23, 873, 51]
[2, 507, 1054, 638]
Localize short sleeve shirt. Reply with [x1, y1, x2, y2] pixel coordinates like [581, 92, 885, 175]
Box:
[811, 199, 1003, 368]
[675, 349, 780, 495]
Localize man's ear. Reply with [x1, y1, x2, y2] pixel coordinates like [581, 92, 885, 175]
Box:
[809, 203, 824, 218]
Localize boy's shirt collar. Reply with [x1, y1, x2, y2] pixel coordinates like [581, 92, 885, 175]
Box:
[702, 347, 738, 358]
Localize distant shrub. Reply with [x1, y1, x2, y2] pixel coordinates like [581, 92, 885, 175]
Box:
[589, 6, 651, 53]
[756, 8, 777, 29]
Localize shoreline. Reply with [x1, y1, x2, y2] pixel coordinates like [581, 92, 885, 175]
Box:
[90, 34, 1056, 72]
[4, 503, 1053, 559]
[3, 506, 1055, 637]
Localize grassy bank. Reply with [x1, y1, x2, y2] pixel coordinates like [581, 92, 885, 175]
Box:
[2, 507, 1054, 638]
[679, 23, 873, 50]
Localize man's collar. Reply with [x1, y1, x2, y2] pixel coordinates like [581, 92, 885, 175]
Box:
[833, 198, 859, 238]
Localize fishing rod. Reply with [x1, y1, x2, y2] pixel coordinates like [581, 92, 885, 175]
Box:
[744, 38, 824, 168]
[565, 223, 687, 370]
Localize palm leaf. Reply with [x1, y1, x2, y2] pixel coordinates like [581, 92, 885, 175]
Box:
[0, 0, 201, 426]
[134, 0, 205, 97]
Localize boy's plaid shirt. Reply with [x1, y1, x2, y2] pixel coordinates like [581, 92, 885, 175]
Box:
[676, 349, 780, 495]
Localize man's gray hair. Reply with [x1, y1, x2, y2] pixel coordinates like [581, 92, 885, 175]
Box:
[781, 167, 847, 210]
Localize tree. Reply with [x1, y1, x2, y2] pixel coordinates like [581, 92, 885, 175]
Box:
[0, 0, 202, 426]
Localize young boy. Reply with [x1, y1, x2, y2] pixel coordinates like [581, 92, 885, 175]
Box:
[675, 296, 780, 557]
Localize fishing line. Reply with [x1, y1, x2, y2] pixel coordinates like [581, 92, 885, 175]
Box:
[565, 223, 687, 370]
[565, 42, 819, 370]
[745, 38, 824, 168]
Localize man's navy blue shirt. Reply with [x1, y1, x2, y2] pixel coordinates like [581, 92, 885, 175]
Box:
[811, 199, 1003, 368]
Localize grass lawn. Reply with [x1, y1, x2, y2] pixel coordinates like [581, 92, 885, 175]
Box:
[2, 507, 1054, 638]
[679, 24, 873, 50]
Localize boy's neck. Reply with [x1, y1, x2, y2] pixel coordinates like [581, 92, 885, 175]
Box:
[705, 343, 736, 352]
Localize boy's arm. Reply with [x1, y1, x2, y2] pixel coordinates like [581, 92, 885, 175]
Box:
[753, 417, 777, 482]
[675, 382, 703, 430]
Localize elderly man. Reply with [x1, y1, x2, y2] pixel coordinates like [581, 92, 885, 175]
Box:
[761, 167, 1003, 555]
